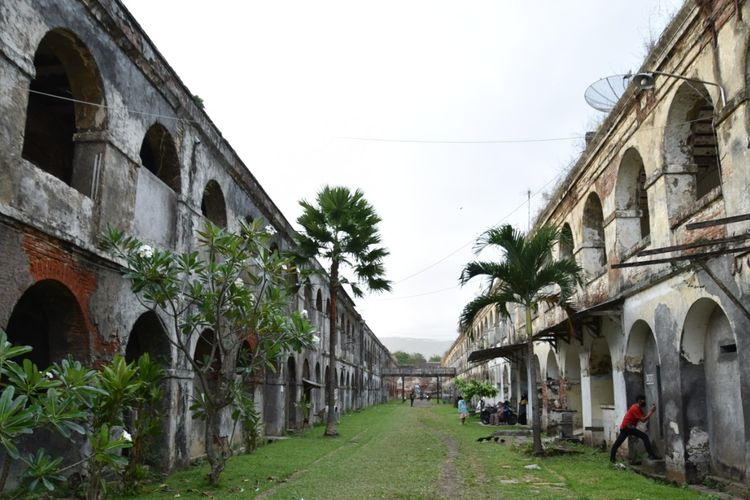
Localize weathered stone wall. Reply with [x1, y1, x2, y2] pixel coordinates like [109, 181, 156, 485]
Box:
[0, 0, 395, 475]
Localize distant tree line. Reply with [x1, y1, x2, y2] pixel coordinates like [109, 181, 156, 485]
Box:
[392, 352, 442, 364]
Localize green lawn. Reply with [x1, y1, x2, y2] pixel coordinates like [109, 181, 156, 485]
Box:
[128, 401, 706, 499]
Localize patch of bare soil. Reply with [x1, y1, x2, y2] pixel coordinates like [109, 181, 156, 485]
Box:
[438, 433, 459, 499]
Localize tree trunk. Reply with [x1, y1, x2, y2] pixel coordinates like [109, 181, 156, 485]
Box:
[325, 261, 339, 437]
[526, 306, 543, 454]
[205, 406, 227, 485]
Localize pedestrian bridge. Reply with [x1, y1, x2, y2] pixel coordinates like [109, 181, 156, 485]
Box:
[382, 365, 456, 377]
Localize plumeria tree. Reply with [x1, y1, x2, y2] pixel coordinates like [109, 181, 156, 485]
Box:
[102, 219, 313, 485]
[294, 186, 391, 437]
[459, 224, 581, 454]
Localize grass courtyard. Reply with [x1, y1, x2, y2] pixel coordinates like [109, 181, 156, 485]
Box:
[130, 400, 707, 499]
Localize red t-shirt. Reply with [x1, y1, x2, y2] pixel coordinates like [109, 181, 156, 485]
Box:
[620, 403, 645, 429]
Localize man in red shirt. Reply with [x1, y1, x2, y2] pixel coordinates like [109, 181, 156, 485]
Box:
[610, 394, 658, 463]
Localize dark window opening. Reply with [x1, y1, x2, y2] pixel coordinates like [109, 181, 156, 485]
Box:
[22, 49, 76, 184]
[719, 344, 737, 354]
[201, 180, 227, 228]
[637, 167, 650, 238]
[689, 104, 720, 199]
[140, 124, 181, 193]
[21, 30, 105, 192]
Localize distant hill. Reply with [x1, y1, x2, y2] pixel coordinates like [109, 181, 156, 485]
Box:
[378, 337, 454, 360]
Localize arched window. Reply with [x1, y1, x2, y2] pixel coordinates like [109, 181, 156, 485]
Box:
[201, 180, 227, 228]
[615, 148, 650, 252]
[581, 193, 607, 277]
[304, 283, 313, 311]
[559, 223, 574, 261]
[140, 123, 181, 193]
[22, 29, 106, 195]
[315, 290, 323, 312]
[664, 82, 721, 209]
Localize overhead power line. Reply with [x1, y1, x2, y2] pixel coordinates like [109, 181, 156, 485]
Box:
[338, 135, 584, 144]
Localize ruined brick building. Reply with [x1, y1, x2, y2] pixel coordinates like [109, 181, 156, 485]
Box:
[0, 0, 396, 470]
[447, 0, 750, 489]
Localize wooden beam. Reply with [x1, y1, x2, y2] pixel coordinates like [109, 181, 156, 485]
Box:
[685, 212, 750, 230]
[637, 234, 750, 256]
[612, 245, 750, 269]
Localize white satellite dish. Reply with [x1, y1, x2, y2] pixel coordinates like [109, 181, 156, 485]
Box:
[584, 74, 633, 112]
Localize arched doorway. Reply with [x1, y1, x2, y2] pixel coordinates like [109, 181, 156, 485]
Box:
[624, 320, 663, 455]
[6, 279, 89, 367]
[681, 299, 745, 482]
[125, 311, 172, 466]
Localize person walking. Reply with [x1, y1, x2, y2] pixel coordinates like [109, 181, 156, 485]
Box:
[409, 390, 415, 407]
[457, 396, 468, 425]
[610, 394, 659, 463]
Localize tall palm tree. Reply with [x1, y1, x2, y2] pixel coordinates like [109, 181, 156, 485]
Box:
[459, 224, 581, 454]
[296, 186, 391, 436]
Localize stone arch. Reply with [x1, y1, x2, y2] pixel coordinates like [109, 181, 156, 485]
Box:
[680, 298, 745, 482]
[22, 29, 106, 195]
[286, 356, 297, 430]
[201, 180, 227, 228]
[615, 148, 650, 251]
[315, 362, 321, 382]
[624, 320, 663, 454]
[140, 123, 181, 193]
[581, 193, 607, 277]
[315, 290, 323, 312]
[5, 279, 89, 368]
[664, 81, 721, 208]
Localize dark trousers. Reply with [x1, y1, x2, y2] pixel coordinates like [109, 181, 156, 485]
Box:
[610, 426, 656, 461]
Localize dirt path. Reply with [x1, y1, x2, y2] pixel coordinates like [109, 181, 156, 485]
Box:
[437, 432, 460, 498]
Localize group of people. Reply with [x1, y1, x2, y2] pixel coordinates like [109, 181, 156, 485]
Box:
[455, 391, 661, 463]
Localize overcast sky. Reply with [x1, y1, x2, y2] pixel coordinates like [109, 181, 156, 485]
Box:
[123, 0, 684, 341]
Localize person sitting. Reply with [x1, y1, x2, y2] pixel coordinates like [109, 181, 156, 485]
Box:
[610, 394, 659, 463]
